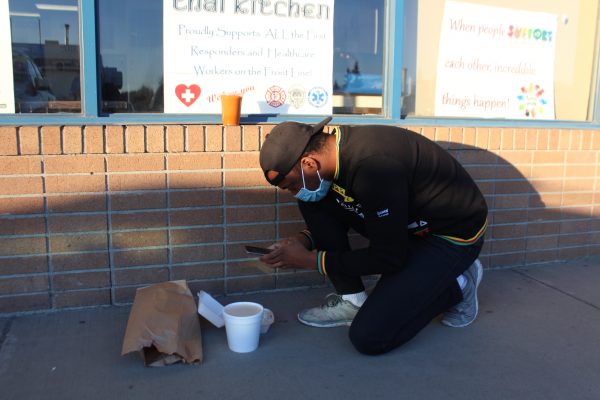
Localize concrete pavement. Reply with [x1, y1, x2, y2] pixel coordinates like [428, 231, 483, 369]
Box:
[1, 258, 600, 400]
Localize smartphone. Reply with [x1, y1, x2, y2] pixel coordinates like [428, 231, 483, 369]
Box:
[244, 245, 273, 255]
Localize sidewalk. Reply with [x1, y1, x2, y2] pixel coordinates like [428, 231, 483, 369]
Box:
[1, 258, 600, 400]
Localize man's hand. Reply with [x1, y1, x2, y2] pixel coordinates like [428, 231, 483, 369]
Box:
[259, 235, 317, 270]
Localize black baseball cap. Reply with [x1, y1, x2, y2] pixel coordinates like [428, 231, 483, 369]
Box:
[260, 116, 332, 186]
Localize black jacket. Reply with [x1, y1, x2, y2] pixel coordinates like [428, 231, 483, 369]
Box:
[299, 125, 488, 277]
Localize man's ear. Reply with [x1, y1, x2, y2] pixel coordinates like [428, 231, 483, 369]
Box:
[300, 155, 319, 171]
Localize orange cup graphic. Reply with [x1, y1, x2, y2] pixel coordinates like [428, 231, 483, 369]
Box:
[221, 94, 243, 126]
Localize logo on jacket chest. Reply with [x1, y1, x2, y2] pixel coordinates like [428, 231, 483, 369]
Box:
[332, 183, 364, 218]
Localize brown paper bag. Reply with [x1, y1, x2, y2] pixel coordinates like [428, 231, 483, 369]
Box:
[121, 280, 203, 367]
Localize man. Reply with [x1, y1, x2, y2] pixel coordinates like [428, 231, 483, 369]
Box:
[258, 117, 488, 355]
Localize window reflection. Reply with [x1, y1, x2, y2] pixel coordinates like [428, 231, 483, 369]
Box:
[97, 0, 384, 115]
[9, 0, 80, 113]
[98, 0, 163, 113]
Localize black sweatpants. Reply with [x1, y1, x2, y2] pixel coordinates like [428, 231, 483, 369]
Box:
[347, 235, 482, 355]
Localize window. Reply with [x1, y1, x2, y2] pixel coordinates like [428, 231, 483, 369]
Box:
[403, 0, 600, 122]
[96, 0, 385, 115]
[6, 0, 81, 113]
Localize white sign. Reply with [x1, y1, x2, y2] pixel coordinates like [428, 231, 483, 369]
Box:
[435, 1, 557, 119]
[0, 0, 15, 114]
[163, 0, 334, 115]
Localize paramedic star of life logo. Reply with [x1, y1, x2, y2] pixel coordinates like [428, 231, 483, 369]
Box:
[308, 87, 328, 107]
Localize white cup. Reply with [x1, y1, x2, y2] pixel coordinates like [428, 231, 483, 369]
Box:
[223, 302, 264, 353]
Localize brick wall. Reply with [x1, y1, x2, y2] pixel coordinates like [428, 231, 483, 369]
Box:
[0, 124, 599, 314]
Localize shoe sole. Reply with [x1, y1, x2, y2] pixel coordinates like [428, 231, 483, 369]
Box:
[441, 259, 483, 328]
[297, 314, 353, 328]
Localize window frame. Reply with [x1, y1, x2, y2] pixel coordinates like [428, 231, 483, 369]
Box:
[1, 0, 599, 128]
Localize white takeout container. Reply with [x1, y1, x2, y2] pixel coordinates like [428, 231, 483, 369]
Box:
[197, 290, 274, 333]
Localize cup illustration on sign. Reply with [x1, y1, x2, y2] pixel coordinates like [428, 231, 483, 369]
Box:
[220, 93, 243, 126]
[175, 84, 201, 107]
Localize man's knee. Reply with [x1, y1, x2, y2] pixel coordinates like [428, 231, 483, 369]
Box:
[348, 324, 392, 355]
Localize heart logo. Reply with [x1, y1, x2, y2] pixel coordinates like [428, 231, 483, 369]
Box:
[175, 84, 201, 107]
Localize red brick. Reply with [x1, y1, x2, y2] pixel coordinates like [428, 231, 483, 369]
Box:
[490, 238, 526, 253]
[53, 271, 110, 290]
[548, 129, 560, 150]
[0, 156, 42, 174]
[52, 252, 109, 271]
[435, 127, 450, 144]
[171, 227, 224, 245]
[47, 194, 107, 213]
[227, 223, 275, 241]
[168, 153, 221, 170]
[225, 125, 242, 151]
[205, 125, 223, 151]
[0, 256, 47, 275]
[490, 224, 527, 239]
[167, 125, 184, 152]
[126, 125, 145, 153]
[18, 126, 40, 155]
[168, 171, 222, 189]
[0, 293, 50, 313]
[566, 151, 596, 164]
[463, 128, 476, 146]
[570, 130, 583, 150]
[172, 263, 224, 280]
[225, 188, 275, 205]
[54, 289, 111, 308]
[187, 125, 204, 152]
[475, 128, 489, 149]
[111, 211, 168, 230]
[243, 126, 260, 151]
[227, 260, 275, 277]
[526, 236, 558, 251]
[0, 126, 18, 155]
[525, 249, 558, 264]
[106, 125, 124, 153]
[114, 286, 138, 304]
[226, 206, 276, 223]
[224, 169, 268, 187]
[114, 267, 169, 286]
[0, 216, 45, 235]
[48, 214, 107, 233]
[170, 209, 223, 226]
[489, 253, 525, 268]
[227, 275, 276, 293]
[170, 189, 222, 208]
[525, 129, 538, 150]
[187, 280, 225, 297]
[113, 248, 168, 267]
[271, 221, 306, 238]
[0, 177, 43, 195]
[146, 125, 165, 153]
[112, 230, 167, 249]
[41, 126, 61, 154]
[44, 154, 104, 173]
[449, 127, 463, 147]
[108, 173, 166, 191]
[84, 126, 104, 153]
[421, 127, 435, 142]
[45, 175, 105, 193]
[535, 129, 548, 150]
[0, 237, 46, 256]
[527, 222, 560, 236]
[63, 126, 83, 154]
[277, 205, 302, 221]
[110, 192, 166, 211]
[533, 151, 565, 164]
[171, 244, 224, 263]
[106, 154, 164, 172]
[223, 153, 259, 169]
[49, 233, 108, 253]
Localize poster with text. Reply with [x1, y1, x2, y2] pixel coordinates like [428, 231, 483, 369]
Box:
[435, 1, 557, 119]
[163, 0, 334, 115]
[0, 0, 15, 114]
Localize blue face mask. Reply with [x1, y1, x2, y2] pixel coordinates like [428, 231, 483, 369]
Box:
[295, 166, 332, 202]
